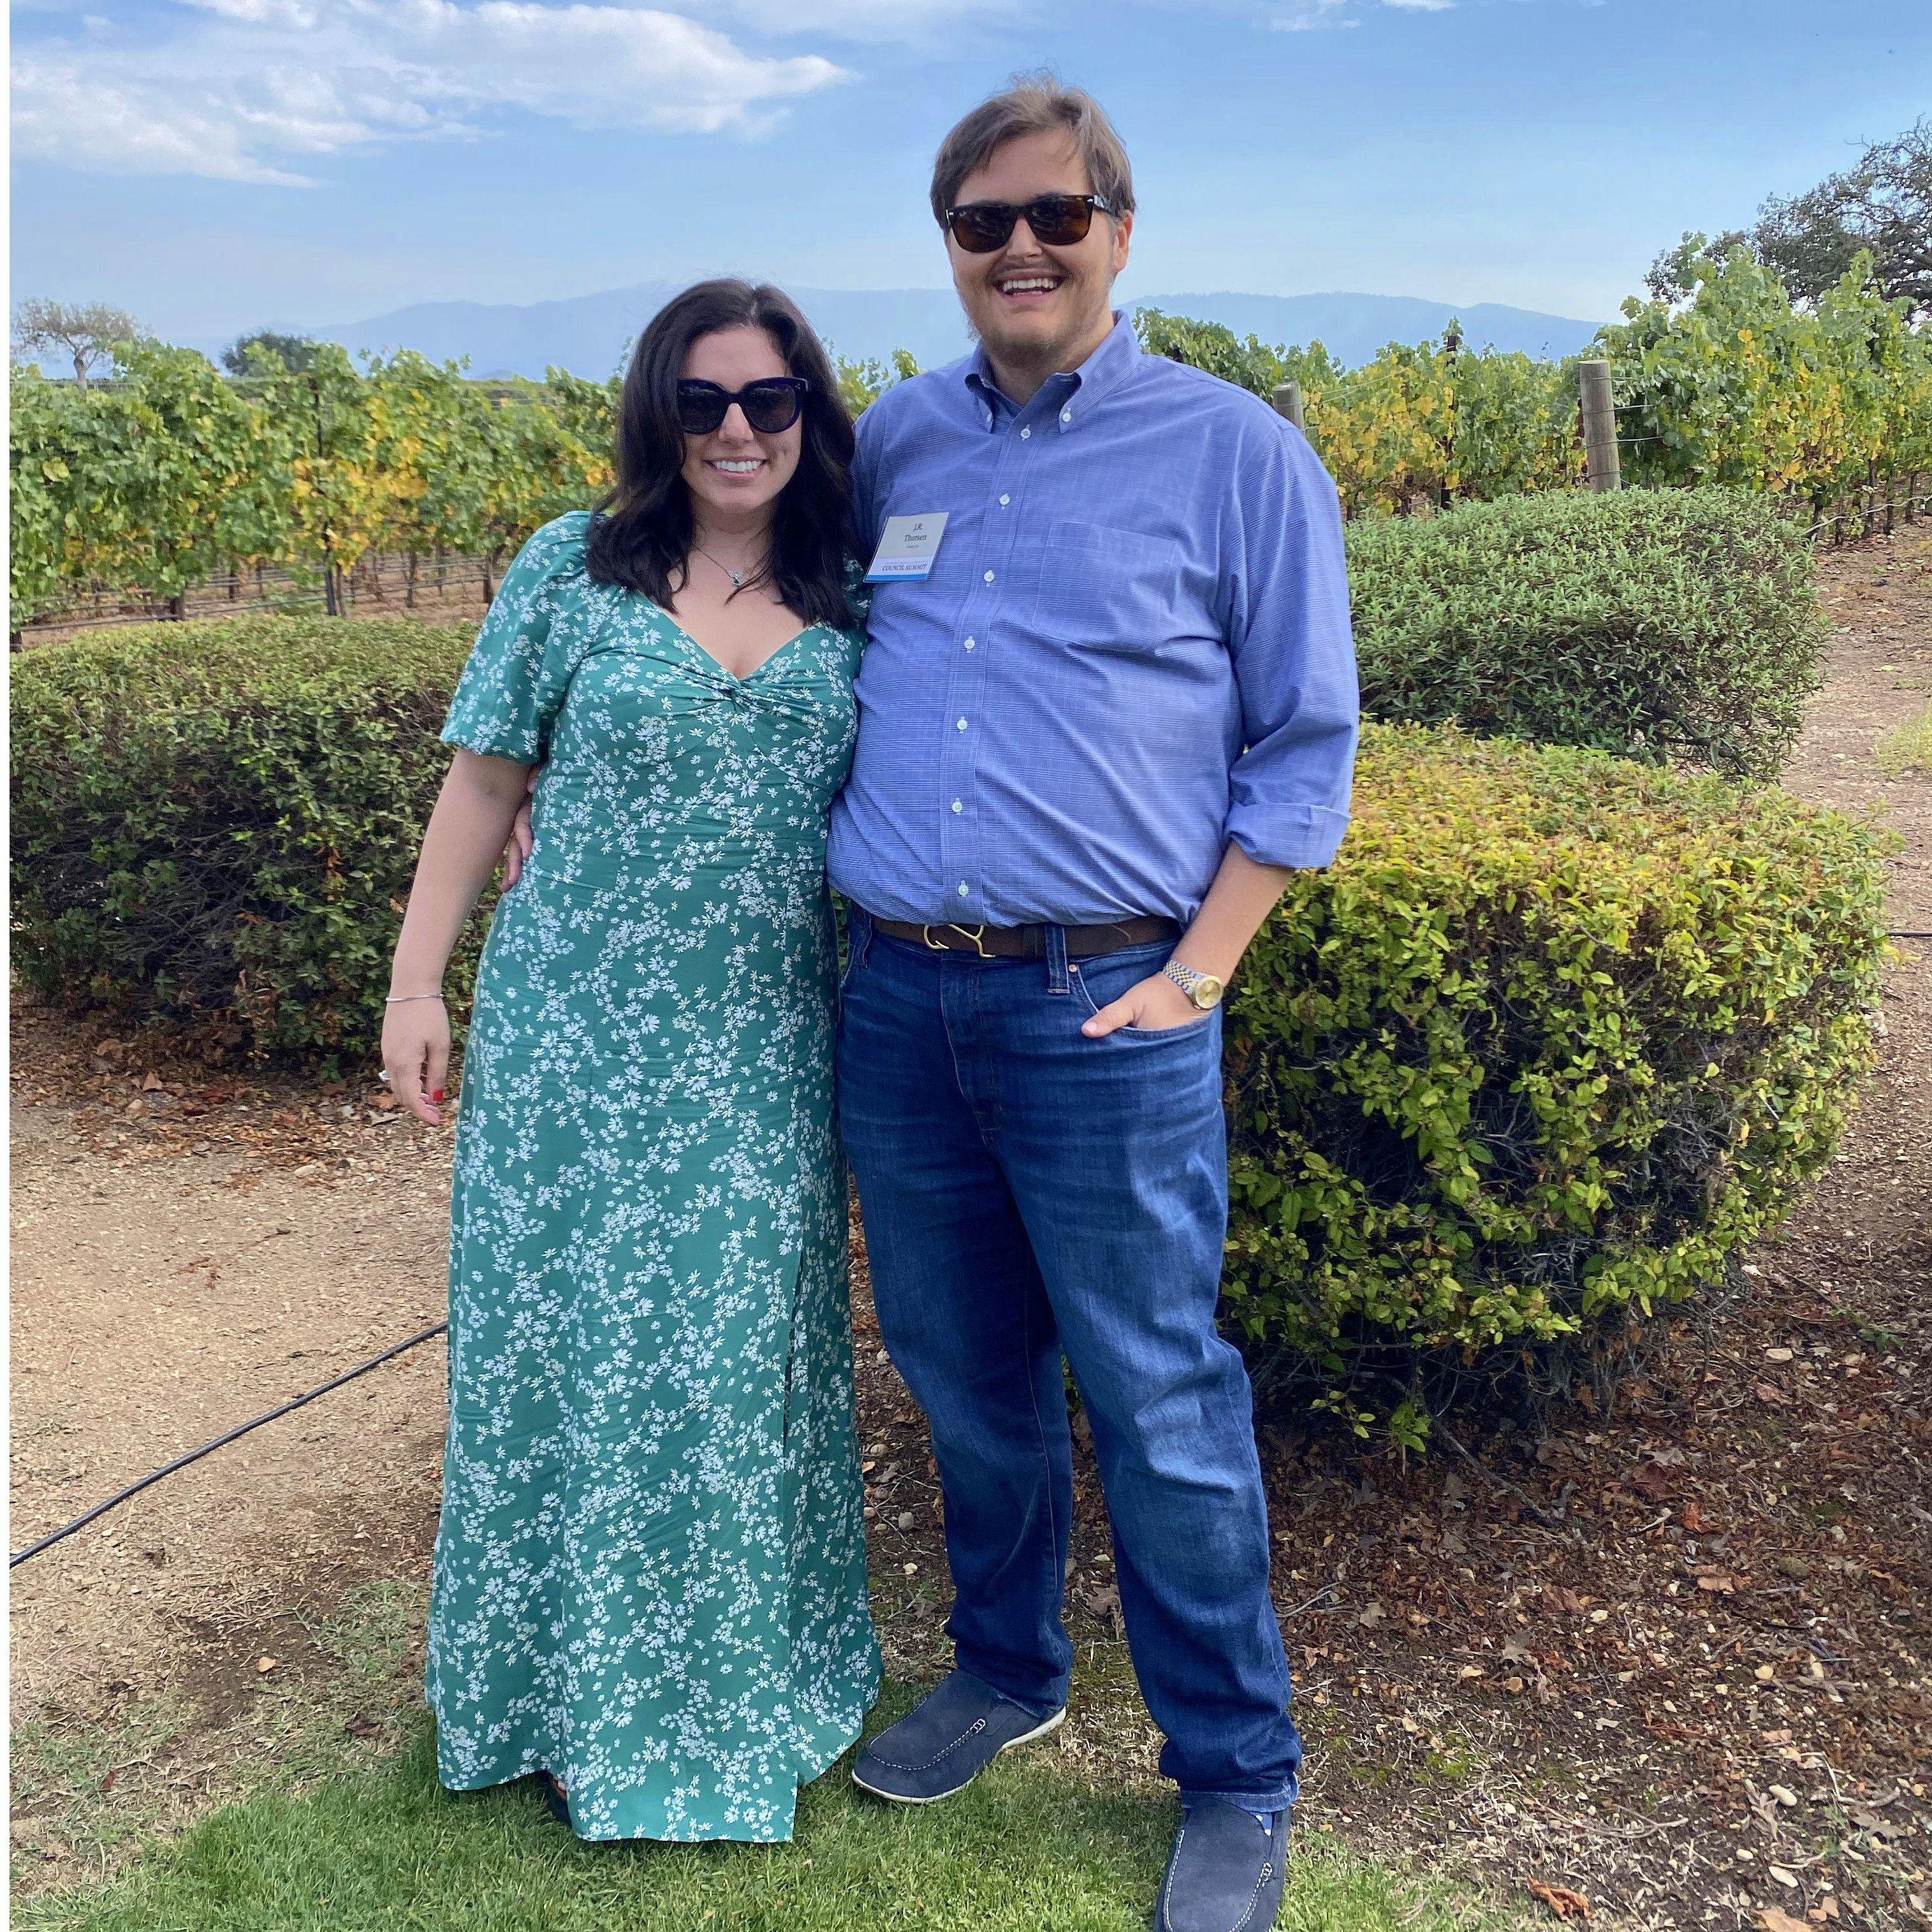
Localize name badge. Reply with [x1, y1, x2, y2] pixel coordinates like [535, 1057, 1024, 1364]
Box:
[864, 512, 949, 582]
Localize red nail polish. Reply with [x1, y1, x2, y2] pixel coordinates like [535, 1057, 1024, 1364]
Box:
[431, 1089, 446, 1104]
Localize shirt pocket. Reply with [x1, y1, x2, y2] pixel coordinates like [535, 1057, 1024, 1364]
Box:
[1016, 519, 1187, 653]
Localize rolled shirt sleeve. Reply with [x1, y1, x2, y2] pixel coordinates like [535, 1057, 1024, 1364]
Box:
[1220, 421, 1358, 871]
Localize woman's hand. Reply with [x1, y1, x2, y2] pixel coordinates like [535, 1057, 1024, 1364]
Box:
[383, 997, 452, 1125]
[502, 766, 541, 888]
[1079, 971, 1205, 1038]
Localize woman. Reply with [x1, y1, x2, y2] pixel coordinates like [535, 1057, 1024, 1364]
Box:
[381, 279, 879, 1843]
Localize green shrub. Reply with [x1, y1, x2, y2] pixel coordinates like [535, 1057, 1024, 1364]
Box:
[10, 616, 480, 1062]
[1223, 724, 1891, 1410]
[1346, 488, 1825, 780]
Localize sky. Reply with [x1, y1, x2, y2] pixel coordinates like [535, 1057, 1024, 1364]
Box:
[10, 0, 1930, 345]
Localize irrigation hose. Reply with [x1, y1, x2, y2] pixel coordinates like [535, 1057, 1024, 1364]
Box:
[8, 1320, 449, 1570]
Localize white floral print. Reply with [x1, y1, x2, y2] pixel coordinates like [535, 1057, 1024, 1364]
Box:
[427, 512, 879, 1842]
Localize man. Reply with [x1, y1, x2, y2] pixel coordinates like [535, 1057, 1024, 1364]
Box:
[830, 77, 1358, 1932]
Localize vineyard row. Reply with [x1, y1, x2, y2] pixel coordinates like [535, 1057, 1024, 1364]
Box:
[11, 247, 1931, 638]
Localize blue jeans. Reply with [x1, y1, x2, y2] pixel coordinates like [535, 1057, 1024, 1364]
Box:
[835, 911, 1301, 1811]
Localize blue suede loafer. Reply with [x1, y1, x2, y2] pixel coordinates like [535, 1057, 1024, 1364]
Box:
[851, 1669, 1065, 1804]
[1157, 1798, 1291, 1932]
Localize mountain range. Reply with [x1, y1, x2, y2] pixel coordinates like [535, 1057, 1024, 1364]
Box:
[234, 284, 1602, 380]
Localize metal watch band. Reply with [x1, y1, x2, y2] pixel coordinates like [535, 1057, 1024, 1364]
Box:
[1161, 960, 1222, 1007]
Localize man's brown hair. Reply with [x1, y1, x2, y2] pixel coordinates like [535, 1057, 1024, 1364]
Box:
[928, 72, 1136, 228]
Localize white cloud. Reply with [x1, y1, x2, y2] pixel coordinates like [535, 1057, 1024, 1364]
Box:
[11, 0, 849, 182]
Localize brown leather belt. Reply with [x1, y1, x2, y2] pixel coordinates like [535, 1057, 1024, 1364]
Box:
[870, 914, 1180, 960]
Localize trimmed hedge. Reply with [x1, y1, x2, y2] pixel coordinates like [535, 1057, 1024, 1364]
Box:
[10, 618, 1892, 1416]
[1346, 488, 1825, 780]
[1223, 724, 1891, 1414]
[10, 616, 479, 1062]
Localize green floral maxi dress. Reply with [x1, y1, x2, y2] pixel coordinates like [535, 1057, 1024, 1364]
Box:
[428, 512, 879, 1842]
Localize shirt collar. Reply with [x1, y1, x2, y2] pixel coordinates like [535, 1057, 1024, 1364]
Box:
[963, 309, 1139, 433]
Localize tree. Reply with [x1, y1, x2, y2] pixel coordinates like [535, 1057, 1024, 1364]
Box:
[1755, 119, 1932, 319]
[223, 330, 321, 376]
[1650, 120, 1932, 319]
[11, 298, 140, 390]
[833, 347, 919, 414]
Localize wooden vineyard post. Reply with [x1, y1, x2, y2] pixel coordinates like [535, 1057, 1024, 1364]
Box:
[1271, 381, 1305, 432]
[1579, 359, 1621, 493]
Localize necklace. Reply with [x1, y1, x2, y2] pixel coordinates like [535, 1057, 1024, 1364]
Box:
[692, 541, 765, 590]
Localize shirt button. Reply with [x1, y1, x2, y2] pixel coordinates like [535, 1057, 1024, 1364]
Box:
[1060, 408, 1072, 423]
[999, 494, 1011, 506]
[963, 636, 976, 650]
[983, 569, 995, 583]
[958, 882, 970, 897]
[1020, 427, 1031, 440]
[951, 799, 963, 814]
[956, 717, 968, 731]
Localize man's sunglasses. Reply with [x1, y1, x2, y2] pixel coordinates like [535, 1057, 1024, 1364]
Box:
[675, 376, 810, 436]
[942, 193, 1117, 254]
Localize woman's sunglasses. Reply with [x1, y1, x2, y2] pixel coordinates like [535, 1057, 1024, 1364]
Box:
[942, 193, 1117, 255]
[676, 376, 810, 437]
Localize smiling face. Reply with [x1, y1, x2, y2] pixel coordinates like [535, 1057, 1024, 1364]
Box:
[678, 325, 801, 531]
[947, 129, 1132, 398]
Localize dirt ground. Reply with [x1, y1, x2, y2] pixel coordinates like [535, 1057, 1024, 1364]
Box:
[10, 525, 1930, 1925]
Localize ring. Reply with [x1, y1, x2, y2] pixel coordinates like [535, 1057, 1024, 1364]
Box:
[378, 1070, 391, 1083]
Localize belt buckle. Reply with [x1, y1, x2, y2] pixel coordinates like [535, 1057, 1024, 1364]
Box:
[921, 922, 992, 958]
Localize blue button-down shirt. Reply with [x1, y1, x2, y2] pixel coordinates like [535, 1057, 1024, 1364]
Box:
[826, 312, 1358, 928]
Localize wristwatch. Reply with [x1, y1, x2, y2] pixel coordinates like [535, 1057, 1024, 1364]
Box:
[1161, 960, 1226, 1010]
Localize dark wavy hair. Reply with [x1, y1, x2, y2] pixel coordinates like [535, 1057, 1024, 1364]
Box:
[584, 279, 858, 629]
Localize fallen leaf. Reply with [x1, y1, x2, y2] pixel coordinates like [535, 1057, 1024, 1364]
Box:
[1358, 1600, 1386, 1628]
[1629, 1461, 1677, 1502]
[1754, 1382, 1791, 1408]
[1526, 1880, 1590, 1919]
[1680, 1500, 1709, 1532]
[1458, 1664, 1486, 1680]
[1757, 1910, 1808, 1932]
[344, 1714, 382, 1738]
[1764, 1347, 1794, 1363]
[1697, 1573, 1738, 1593]
[1543, 1584, 1586, 1614]
[1850, 1810, 1903, 1840]
[1501, 1636, 1534, 1663]
[1502, 1676, 1526, 1695]
[255, 1655, 279, 1674]
[141, 1071, 164, 1092]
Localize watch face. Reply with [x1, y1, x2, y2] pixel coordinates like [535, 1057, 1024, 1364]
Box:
[1191, 976, 1225, 1009]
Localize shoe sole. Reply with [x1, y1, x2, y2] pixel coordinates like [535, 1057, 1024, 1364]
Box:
[851, 1708, 1067, 1806]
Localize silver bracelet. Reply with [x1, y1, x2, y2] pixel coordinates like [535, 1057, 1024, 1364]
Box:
[385, 993, 446, 1004]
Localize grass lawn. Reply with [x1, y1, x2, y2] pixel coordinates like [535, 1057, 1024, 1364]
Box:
[16, 1703, 1519, 1932]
